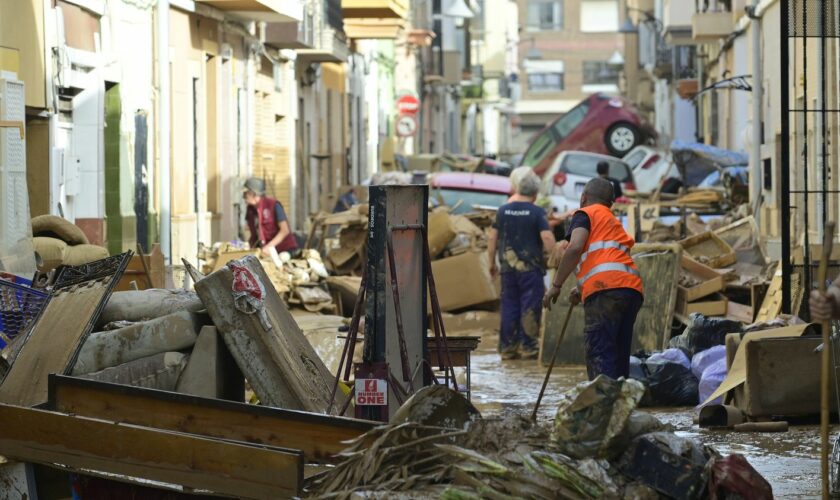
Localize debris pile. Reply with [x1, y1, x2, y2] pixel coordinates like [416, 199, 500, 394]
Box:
[309, 378, 771, 499]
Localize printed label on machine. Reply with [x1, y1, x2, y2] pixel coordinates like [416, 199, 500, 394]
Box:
[355, 379, 388, 406]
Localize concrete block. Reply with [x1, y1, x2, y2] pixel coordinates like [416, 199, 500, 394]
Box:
[78, 351, 188, 391]
[0, 461, 37, 499]
[72, 311, 203, 375]
[176, 326, 244, 402]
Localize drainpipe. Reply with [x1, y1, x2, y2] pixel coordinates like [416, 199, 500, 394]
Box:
[158, 0, 172, 264]
[749, 0, 763, 229]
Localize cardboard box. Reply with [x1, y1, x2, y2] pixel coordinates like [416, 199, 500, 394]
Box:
[677, 256, 724, 303]
[676, 292, 728, 317]
[431, 251, 498, 312]
[678, 231, 736, 268]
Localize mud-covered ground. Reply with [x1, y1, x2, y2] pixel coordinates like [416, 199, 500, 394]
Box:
[469, 329, 822, 498]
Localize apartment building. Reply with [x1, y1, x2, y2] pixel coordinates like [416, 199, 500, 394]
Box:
[513, 0, 626, 147]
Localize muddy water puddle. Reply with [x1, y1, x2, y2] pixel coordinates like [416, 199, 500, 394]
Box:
[470, 330, 822, 498]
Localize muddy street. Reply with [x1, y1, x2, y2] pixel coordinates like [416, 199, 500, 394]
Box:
[470, 328, 822, 498]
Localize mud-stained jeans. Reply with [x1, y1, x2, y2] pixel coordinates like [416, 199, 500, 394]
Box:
[583, 288, 643, 380]
[499, 270, 545, 353]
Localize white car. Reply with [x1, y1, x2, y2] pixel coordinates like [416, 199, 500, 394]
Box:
[538, 151, 636, 214]
[622, 146, 677, 195]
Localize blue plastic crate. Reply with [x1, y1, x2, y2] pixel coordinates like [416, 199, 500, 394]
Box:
[0, 279, 48, 348]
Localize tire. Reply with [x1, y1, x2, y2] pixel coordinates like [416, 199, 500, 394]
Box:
[605, 122, 640, 157]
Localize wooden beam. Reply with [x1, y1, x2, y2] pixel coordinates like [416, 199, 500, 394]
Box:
[48, 375, 374, 461]
[0, 403, 302, 498]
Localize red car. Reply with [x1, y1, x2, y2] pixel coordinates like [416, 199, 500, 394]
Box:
[429, 172, 512, 214]
[519, 93, 656, 177]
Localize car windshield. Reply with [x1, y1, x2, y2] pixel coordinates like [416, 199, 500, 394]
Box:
[560, 155, 631, 182]
[623, 149, 648, 170]
[520, 100, 591, 167]
[433, 189, 509, 215]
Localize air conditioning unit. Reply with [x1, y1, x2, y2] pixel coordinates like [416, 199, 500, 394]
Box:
[0, 76, 36, 277]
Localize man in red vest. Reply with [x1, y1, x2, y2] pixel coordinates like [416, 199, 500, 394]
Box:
[243, 177, 298, 255]
[543, 177, 644, 380]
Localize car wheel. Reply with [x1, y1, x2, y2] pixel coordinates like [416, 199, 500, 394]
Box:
[605, 123, 640, 156]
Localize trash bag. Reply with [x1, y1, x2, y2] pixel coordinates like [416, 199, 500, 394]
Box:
[638, 359, 699, 407]
[708, 454, 773, 500]
[618, 431, 715, 500]
[552, 375, 645, 459]
[647, 348, 691, 371]
[691, 345, 727, 380]
[629, 356, 646, 381]
[668, 313, 743, 358]
[699, 358, 728, 405]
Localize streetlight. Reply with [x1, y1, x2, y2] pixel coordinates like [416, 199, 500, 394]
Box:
[445, 0, 474, 27]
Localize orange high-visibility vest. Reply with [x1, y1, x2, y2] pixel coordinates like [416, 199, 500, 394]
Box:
[574, 203, 644, 302]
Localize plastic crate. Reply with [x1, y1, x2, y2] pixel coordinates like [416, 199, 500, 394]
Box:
[0, 279, 48, 348]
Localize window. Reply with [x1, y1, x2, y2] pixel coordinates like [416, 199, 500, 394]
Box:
[527, 72, 564, 92]
[525, 59, 564, 92]
[520, 100, 590, 168]
[579, 0, 618, 32]
[582, 61, 620, 86]
[527, 0, 563, 31]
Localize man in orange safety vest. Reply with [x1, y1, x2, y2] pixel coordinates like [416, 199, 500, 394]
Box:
[543, 177, 644, 380]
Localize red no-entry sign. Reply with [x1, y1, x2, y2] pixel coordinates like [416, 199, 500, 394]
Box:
[396, 95, 420, 115]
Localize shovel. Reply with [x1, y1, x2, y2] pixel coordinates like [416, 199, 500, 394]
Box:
[532, 301, 576, 421]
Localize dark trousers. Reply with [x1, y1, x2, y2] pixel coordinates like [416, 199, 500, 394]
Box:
[500, 270, 545, 352]
[583, 288, 643, 380]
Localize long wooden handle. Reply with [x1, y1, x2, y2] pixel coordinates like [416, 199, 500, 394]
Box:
[532, 302, 576, 421]
[820, 221, 835, 500]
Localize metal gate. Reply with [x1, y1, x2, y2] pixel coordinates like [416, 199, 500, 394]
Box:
[780, 0, 840, 314]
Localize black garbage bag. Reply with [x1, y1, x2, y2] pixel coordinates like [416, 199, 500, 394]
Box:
[633, 359, 699, 407]
[668, 313, 743, 358]
[618, 431, 717, 500]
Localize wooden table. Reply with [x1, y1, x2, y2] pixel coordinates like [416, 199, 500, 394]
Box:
[427, 335, 481, 400]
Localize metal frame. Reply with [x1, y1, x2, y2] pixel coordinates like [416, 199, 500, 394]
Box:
[780, 1, 840, 314]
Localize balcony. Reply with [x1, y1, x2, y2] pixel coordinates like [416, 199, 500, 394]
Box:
[265, 11, 315, 48]
[341, 0, 408, 20]
[344, 18, 405, 39]
[692, 11, 734, 42]
[195, 0, 303, 22]
[661, 0, 695, 45]
[296, 0, 347, 63]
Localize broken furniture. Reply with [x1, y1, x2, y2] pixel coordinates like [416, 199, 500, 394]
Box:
[0, 253, 132, 406]
[427, 335, 480, 400]
[541, 243, 681, 366]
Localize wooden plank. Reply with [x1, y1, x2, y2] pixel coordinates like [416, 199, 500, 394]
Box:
[676, 292, 728, 317]
[0, 403, 302, 498]
[678, 231, 736, 268]
[540, 243, 681, 366]
[47, 374, 374, 461]
[0, 253, 131, 406]
[195, 256, 337, 413]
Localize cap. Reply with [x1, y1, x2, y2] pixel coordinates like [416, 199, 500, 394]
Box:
[243, 177, 266, 195]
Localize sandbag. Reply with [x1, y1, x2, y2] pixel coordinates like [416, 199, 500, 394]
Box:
[669, 313, 743, 358]
[637, 359, 699, 407]
[647, 348, 691, 371]
[33, 236, 67, 265]
[691, 345, 727, 380]
[98, 289, 205, 327]
[699, 358, 727, 406]
[551, 375, 645, 459]
[63, 244, 109, 266]
[31, 214, 89, 245]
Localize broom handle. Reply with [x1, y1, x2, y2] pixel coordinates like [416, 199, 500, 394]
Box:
[532, 302, 576, 421]
[820, 221, 835, 500]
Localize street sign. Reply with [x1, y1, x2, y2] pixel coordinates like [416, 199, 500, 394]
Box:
[396, 114, 418, 137]
[396, 94, 420, 115]
[355, 378, 388, 406]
